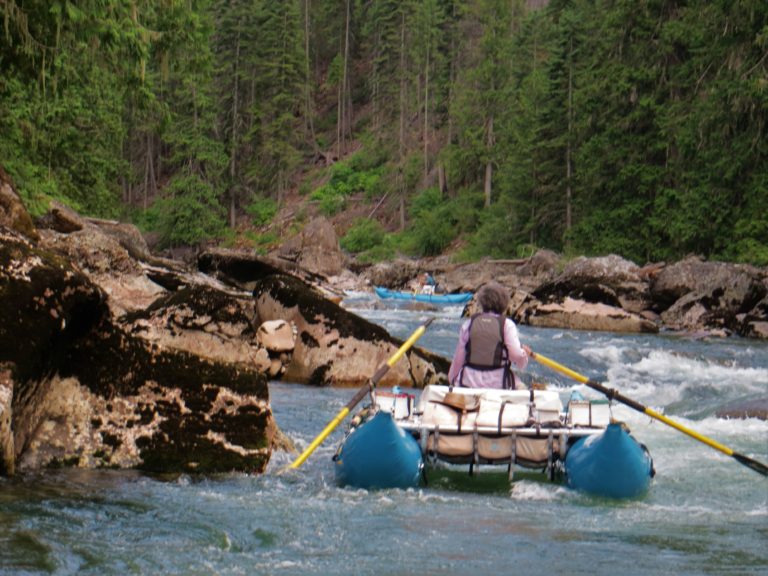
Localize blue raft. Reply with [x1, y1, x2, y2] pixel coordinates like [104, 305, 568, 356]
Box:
[374, 287, 473, 305]
[334, 411, 423, 489]
[334, 404, 653, 499]
[565, 423, 654, 498]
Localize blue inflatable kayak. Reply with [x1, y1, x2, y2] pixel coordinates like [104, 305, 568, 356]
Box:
[374, 286, 473, 305]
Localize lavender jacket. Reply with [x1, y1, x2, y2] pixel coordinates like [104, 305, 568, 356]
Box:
[447, 314, 528, 389]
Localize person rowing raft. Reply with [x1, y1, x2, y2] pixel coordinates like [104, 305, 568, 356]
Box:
[447, 281, 530, 390]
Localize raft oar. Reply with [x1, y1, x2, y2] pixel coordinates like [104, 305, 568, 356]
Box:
[529, 350, 768, 477]
[287, 318, 434, 470]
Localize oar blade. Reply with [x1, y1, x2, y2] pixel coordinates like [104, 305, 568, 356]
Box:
[733, 453, 768, 477]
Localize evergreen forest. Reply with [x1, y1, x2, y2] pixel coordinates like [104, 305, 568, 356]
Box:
[1, 0, 767, 265]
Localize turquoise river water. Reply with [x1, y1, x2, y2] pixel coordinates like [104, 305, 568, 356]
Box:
[1, 292, 767, 575]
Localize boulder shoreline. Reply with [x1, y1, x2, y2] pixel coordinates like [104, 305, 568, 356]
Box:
[337, 251, 767, 341]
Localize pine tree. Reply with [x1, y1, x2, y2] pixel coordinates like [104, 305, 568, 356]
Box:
[0, 0, 149, 215]
[244, 0, 306, 207]
[154, 0, 227, 246]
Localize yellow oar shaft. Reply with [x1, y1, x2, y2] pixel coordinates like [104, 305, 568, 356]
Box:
[386, 321, 430, 367]
[288, 318, 433, 470]
[530, 351, 767, 476]
[533, 353, 590, 385]
[532, 351, 732, 454]
[643, 407, 733, 455]
[289, 407, 351, 469]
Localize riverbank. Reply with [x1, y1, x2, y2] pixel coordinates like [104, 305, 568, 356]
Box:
[251, 215, 767, 340]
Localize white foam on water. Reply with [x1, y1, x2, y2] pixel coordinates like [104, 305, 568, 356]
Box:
[415, 490, 462, 504]
[508, 480, 562, 501]
[637, 502, 715, 518]
[575, 347, 768, 410]
[581, 344, 626, 366]
[745, 505, 768, 517]
[632, 350, 767, 386]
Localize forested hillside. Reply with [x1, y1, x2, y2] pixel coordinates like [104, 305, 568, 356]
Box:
[1, 0, 766, 265]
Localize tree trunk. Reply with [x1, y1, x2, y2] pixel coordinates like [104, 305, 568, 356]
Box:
[343, 0, 352, 146]
[399, 187, 406, 231]
[229, 33, 240, 229]
[144, 133, 157, 211]
[398, 10, 407, 231]
[336, 39, 343, 159]
[423, 41, 430, 182]
[303, 0, 318, 154]
[438, 164, 446, 195]
[484, 115, 494, 208]
[337, 0, 351, 160]
[565, 35, 574, 242]
[399, 11, 406, 158]
[446, 1, 457, 198]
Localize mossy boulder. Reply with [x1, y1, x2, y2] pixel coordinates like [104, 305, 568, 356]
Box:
[254, 274, 450, 387]
[1, 226, 275, 476]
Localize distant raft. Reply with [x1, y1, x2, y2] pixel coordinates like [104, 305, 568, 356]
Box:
[334, 386, 654, 499]
[374, 286, 473, 305]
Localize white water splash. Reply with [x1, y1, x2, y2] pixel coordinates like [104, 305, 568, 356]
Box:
[575, 346, 768, 409]
[508, 480, 563, 501]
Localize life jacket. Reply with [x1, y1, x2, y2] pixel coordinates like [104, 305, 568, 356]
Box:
[461, 313, 512, 388]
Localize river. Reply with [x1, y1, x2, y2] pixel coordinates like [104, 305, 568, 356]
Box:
[2, 292, 766, 575]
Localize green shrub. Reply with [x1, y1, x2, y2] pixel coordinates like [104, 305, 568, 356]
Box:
[357, 243, 396, 263]
[723, 239, 768, 267]
[245, 196, 278, 226]
[245, 230, 280, 254]
[404, 188, 459, 256]
[340, 218, 385, 253]
[151, 173, 225, 247]
[461, 211, 515, 260]
[298, 178, 313, 196]
[411, 211, 456, 256]
[409, 187, 442, 218]
[312, 187, 346, 216]
[310, 158, 383, 215]
[349, 139, 389, 171]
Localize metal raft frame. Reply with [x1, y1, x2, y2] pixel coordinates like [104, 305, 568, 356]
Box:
[374, 385, 613, 481]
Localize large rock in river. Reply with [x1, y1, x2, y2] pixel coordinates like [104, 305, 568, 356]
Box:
[715, 397, 768, 420]
[0, 225, 277, 476]
[651, 256, 767, 335]
[273, 216, 345, 277]
[254, 274, 450, 387]
[533, 254, 651, 314]
[518, 297, 659, 333]
[0, 166, 38, 240]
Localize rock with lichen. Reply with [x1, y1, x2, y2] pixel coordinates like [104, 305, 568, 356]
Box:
[0, 227, 278, 475]
[254, 274, 450, 388]
[0, 166, 297, 477]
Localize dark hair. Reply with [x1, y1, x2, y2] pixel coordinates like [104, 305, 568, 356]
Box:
[477, 281, 510, 315]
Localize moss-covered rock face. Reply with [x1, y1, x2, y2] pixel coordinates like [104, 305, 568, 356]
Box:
[198, 248, 286, 290]
[0, 168, 38, 241]
[121, 285, 268, 369]
[254, 274, 450, 387]
[0, 230, 106, 384]
[0, 365, 14, 475]
[1, 226, 274, 476]
[58, 328, 271, 474]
